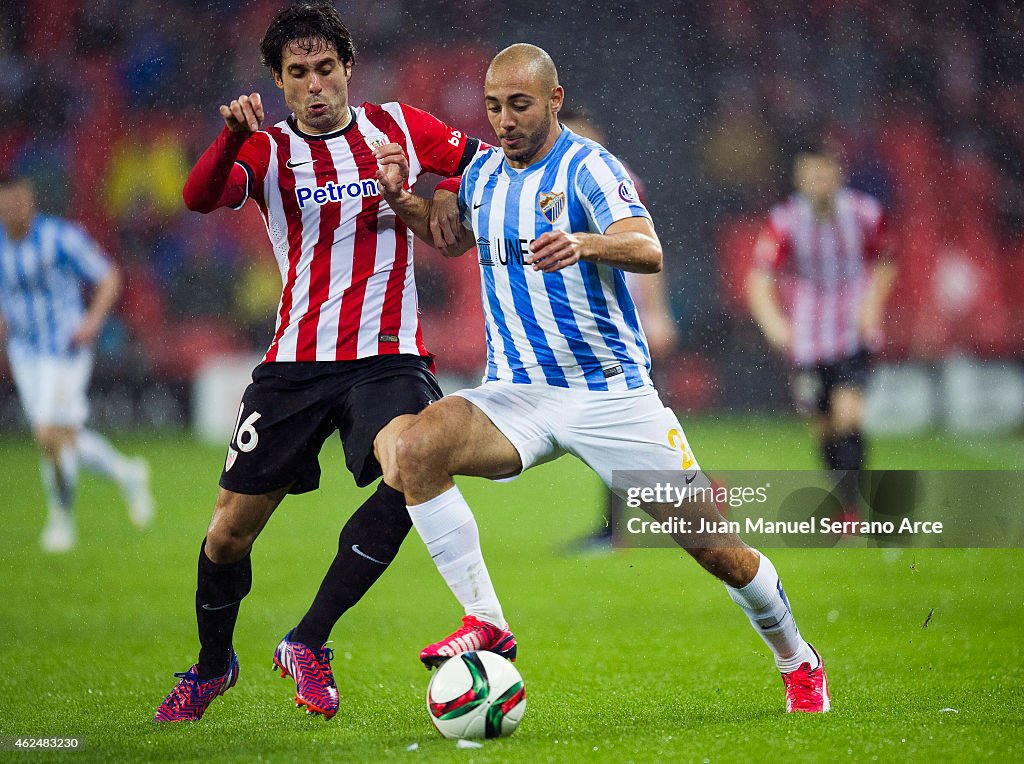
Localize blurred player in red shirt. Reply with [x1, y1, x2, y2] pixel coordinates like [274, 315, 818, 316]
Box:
[747, 144, 896, 514]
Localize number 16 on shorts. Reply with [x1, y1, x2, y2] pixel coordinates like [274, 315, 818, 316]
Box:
[226, 404, 262, 471]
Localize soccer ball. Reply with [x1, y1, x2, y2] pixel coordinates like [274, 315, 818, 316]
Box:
[426, 651, 526, 739]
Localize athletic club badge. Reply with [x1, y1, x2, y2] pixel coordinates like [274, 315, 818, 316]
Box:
[364, 131, 389, 152]
[538, 191, 566, 224]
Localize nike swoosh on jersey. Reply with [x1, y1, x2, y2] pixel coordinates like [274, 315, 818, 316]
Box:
[351, 544, 387, 565]
[286, 159, 314, 169]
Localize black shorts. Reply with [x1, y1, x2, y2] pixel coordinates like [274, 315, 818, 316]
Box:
[792, 349, 871, 415]
[219, 354, 442, 495]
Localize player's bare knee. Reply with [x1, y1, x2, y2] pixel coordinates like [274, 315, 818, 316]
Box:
[206, 496, 260, 562]
[34, 428, 65, 458]
[374, 414, 418, 492]
[394, 429, 424, 485]
[380, 461, 404, 493]
[831, 409, 861, 434]
[35, 434, 57, 458]
[395, 423, 446, 484]
[830, 389, 863, 433]
[205, 521, 255, 563]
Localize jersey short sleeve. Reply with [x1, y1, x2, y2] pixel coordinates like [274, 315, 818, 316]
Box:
[56, 221, 111, 283]
[233, 131, 272, 209]
[573, 149, 651, 234]
[399, 103, 480, 178]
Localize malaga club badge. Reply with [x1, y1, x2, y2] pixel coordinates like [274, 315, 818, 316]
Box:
[538, 190, 566, 224]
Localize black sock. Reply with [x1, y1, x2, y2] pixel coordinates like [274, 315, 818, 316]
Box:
[833, 432, 865, 471]
[196, 540, 252, 680]
[833, 432, 865, 507]
[292, 482, 411, 649]
[821, 437, 841, 471]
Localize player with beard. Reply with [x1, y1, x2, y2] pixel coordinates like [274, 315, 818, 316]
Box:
[376, 44, 831, 714]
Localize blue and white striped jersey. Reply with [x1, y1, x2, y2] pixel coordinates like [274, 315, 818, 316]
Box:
[0, 215, 111, 357]
[459, 126, 653, 391]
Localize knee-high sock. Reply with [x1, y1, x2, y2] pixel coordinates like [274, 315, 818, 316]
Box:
[196, 539, 252, 680]
[77, 429, 132, 486]
[833, 431, 865, 506]
[820, 436, 840, 471]
[40, 447, 79, 518]
[292, 482, 412, 649]
[725, 551, 817, 673]
[407, 485, 505, 628]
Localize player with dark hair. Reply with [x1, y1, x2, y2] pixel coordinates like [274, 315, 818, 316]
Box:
[747, 145, 896, 515]
[377, 44, 831, 714]
[0, 172, 154, 553]
[153, 1, 481, 722]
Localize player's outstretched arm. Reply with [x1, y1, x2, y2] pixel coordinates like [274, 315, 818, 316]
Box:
[183, 94, 264, 213]
[527, 217, 662, 274]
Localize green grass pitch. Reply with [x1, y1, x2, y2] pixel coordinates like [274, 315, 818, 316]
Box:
[0, 415, 1022, 762]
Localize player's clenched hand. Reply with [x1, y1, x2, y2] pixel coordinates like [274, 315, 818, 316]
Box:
[219, 93, 264, 133]
[527, 230, 583, 273]
[374, 143, 409, 197]
[430, 190, 461, 250]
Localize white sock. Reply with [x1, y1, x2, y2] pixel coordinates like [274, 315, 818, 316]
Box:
[407, 485, 505, 628]
[725, 551, 817, 673]
[78, 429, 132, 486]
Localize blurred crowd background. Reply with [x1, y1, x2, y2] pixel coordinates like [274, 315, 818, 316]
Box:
[1, 0, 1022, 428]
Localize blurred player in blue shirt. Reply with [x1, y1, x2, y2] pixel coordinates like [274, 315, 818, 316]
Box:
[557, 108, 679, 554]
[0, 171, 153, 553]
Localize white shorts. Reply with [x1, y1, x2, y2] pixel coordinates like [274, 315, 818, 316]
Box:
[451, 381, 702, 492]
[9, 352, 93, 429]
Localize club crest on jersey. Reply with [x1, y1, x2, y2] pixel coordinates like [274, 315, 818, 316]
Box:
[618, 179, 638, 204]
[538, 191, 566, 224]
[295, 179, 381, 209]
[363, 130, 389, 152]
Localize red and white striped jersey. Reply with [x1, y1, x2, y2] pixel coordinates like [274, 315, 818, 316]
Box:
[233, 103, 479, 363]
[754, 188, 889, 366]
